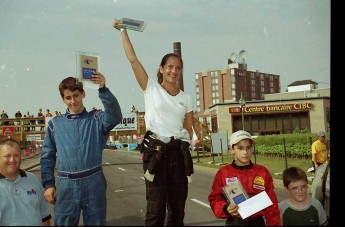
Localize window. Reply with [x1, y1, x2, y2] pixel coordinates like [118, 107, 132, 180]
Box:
[266, 115, 277, 129]
[251, 116, 259, 131]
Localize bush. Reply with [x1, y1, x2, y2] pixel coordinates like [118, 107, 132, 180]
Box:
[253, 133, 318, 158]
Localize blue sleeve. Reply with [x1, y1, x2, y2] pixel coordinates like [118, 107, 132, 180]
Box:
[40, 120, 57, 189]
[98, 86, 122, 132]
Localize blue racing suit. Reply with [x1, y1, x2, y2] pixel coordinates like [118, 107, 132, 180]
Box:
[40, 86, 122, 226]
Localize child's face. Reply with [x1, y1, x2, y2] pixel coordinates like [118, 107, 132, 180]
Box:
[231, 139, 253, 166]
[285, 180, 309, 202]
[62, 89, 85, 114]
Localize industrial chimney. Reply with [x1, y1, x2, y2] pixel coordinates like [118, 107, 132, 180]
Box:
[173, 42, 184, 91]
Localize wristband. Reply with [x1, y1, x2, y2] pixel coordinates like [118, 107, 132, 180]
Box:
[120, 27, 125, 33]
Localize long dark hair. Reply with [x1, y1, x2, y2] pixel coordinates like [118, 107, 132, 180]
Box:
[156, 53, 183, 84]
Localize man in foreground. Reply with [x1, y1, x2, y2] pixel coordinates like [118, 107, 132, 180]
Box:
[0, 138, 51, 226]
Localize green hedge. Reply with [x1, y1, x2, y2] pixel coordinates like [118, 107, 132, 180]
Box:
[252, 133, 329, 159]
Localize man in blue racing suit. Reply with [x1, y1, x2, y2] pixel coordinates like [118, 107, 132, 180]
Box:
[40, 72, 122, 226]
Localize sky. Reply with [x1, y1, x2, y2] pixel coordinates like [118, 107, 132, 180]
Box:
[0, 0, 330, 118]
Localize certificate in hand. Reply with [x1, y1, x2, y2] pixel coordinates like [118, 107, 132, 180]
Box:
[76, 51, 100, 89]
[221, 181, 249, 205]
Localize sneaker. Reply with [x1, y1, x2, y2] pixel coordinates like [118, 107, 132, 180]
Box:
[307, 167, 315, 173]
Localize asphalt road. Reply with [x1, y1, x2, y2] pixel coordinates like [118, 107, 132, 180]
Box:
[23, 149, 288, 226]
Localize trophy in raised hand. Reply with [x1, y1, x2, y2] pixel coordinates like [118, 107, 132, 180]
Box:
[113, 17, 147, 32]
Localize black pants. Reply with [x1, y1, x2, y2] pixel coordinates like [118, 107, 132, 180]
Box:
[312, 161, 325, 171]
[142, 134, 188, 226]
[225, 216, 265, 226]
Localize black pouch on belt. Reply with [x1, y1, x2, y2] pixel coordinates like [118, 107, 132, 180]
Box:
[180, 141, 194, 176]
[141, 131, 166, 174]
[147, 144, 164, 174]
[139, 130, 153, 154]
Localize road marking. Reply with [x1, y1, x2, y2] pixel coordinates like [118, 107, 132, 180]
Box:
[118, 167, 126, 171]
[114, 189, 124, 192]
[191, 199, 210, 208]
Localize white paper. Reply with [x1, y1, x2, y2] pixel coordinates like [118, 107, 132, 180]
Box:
[144, 170, 155, 182]
[238, 191, 273, 219]
[187, 175, 192, 183]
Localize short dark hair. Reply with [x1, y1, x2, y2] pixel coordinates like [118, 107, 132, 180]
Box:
[282, 167, 308, 188]
[59, 77, 84, 97]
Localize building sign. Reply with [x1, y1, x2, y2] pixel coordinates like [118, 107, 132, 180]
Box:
[2, 126, 15, 136]
[26, 134, 42, 141]
[229, 103, 313, 113]
[112, 112, 137, 131]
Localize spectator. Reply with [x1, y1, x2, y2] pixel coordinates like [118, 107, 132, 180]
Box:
[14, 110, 22, 132]
[25, 111, 35, 131]
[279, 167, 327, 226]
[311, 131, 327, 171]
[15, 110, 22, 118]
[37, 108, 45, 131]
[45, 109, 53, 117]
[40, 74, 122, 226]
[23, 114, 31, 132]
[311, 139, 330, 221]
[30, 114, 36, 131]
[208, 130, 281, 226]
[0, 138, 52, 226]
[1, 110, 9, 125]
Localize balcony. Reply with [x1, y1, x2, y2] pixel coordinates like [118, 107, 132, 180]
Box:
[0, 117, 46, 142]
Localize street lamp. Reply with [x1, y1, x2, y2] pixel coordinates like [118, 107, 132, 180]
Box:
[131, 105, 137, 113]
[239, 92, 246, 130]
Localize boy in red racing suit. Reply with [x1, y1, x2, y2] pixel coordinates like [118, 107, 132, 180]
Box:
[208, 130, 280, 226]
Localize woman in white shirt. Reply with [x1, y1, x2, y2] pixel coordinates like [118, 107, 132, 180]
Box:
[113, 20, 194, 226]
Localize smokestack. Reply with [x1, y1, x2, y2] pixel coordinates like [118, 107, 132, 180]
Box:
[173, 42, 184, 91]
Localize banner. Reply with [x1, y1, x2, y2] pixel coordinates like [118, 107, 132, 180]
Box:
[26, 134, 42, 142]
[112, 112, 137, 131]
[2, 126, 15, 136]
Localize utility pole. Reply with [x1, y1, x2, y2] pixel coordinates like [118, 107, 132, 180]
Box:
[239, 92, 246, 130]
[173, 42, 184, 91]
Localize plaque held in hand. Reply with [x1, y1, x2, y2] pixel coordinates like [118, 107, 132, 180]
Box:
[221, 181, 249, 205]
[113, 17, 147, 32]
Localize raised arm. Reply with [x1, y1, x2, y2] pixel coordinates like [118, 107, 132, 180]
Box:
[113, 20, 148, 91]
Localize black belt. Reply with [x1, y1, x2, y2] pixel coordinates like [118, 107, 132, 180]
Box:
[58, 165, 102, 179]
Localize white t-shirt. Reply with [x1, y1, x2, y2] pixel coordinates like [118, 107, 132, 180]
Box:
[143, 77, 193, 140]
